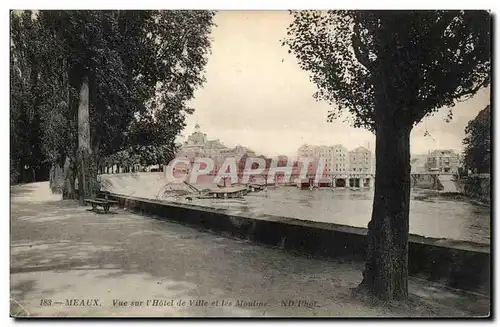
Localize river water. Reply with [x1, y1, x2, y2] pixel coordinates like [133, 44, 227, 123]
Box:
[100, 173, 491, 245]
[165, 187, 490, 245]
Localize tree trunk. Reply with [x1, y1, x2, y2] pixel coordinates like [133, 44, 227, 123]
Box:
[357, 123, 411, 302]
[76, 76, 97, 204]
[49, 165, 54, 190]
[19, 160, 25, 183]
[50, 162, 65, 194]
[62, 157, 77, 199]
[10, 158, 19, 185]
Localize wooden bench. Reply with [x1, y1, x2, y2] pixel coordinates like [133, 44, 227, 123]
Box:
[84, 198, 119, 213]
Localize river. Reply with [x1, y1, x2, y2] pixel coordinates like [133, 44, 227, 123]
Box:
[165, 187, 490, 245]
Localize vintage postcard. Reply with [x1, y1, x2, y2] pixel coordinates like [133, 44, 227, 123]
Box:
[10, 9, 491, 318]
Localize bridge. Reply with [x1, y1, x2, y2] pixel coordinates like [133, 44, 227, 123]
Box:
[410, 172, 459, 192]
[200, 171, 457, 190]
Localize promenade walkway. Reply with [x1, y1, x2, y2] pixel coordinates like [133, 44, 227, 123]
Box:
[10, 182, 489, 317]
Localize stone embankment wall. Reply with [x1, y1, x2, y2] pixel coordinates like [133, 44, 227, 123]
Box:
[109, 193, 490, 295]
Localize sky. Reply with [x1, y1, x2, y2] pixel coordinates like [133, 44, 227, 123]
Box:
[182, 11, 491, 158]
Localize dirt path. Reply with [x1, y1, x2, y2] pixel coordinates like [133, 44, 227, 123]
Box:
[10, 182, 490, 317]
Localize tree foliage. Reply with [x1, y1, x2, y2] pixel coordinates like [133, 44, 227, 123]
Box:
[284, 10, 491, 131]
[463, 105, 491, 174]
[10, 11, 57, 182]
[102, 144, 179, 170]
[10, 10, 215, 189]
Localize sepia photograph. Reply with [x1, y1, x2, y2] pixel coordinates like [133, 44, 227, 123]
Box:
[9, 8, 492, 318]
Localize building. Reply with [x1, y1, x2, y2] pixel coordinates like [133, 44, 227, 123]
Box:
[331, 144, 349, 173]
[177, 124, 256, 171]
[295, 144, 375, 188]
[297, 144, 314, 158]
[179, 124, 209, 160]
[426, 149, 460, 173]
[348, 147, 372, 173]
[296, 144, 349, 174]
[410, 154, 429, 173]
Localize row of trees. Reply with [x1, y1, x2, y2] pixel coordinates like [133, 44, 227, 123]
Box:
[11, 10, 215, 201]
[100, 144, 178, 173]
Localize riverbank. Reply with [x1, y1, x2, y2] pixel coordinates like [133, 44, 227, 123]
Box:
[99, 172, 491, 245]
[10, 182, 490, 317]
[110, 192, 490, 295]
[457, 175, 491, 205]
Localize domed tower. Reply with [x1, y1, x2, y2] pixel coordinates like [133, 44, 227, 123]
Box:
[186, 123, 207, 146]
